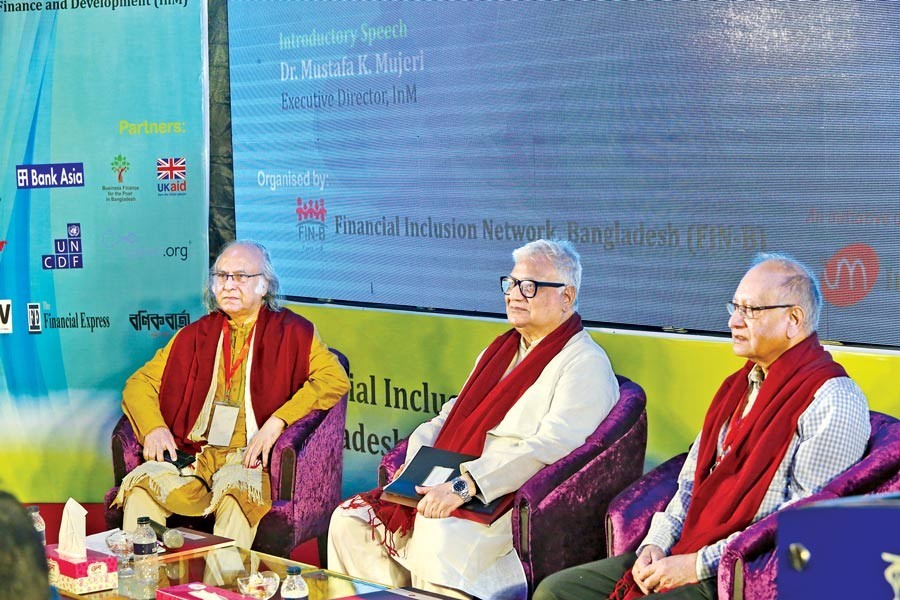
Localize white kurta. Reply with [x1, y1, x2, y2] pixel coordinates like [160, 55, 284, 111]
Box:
[331, 329, 619, 600]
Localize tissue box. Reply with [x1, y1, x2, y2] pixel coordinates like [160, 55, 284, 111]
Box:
[46, 544, 117, 594]
[157, 582, 246, 599]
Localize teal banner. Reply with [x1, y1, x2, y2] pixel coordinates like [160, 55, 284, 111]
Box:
[0, 3, 208, 502]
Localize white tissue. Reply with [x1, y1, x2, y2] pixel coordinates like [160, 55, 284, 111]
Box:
[57, 497, 87, 560]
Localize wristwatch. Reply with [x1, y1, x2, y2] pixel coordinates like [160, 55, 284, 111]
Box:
[450, 476, 472, 503]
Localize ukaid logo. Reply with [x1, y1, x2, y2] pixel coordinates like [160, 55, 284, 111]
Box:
[157, 157, 187, 195]
[42, 223, 84, 270]
[0, 300, 11, 334]
[16, 163, 85, 189]
[822, 243, 880, 307]
[27, 303, 41, 334]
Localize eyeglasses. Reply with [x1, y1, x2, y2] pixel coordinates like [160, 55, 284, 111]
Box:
[211, 271, 262, 285]
[726, 302, 794, 320]
[500, 276, 565, 299]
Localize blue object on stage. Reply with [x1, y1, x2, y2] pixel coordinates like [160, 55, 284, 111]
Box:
[776, 493, 900, 599]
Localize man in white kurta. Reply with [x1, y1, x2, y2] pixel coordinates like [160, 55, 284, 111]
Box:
[328, 240, 619, 600]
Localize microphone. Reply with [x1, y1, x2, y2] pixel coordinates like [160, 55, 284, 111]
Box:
[148, 519, 185, 549]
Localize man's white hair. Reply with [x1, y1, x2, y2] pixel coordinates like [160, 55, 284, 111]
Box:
[512, 239, 582, 308]
[752, 252, 821, 333]
[203, 240, 282, 313]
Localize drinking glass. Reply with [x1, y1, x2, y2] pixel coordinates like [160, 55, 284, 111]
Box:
[105, 530, 136, 599]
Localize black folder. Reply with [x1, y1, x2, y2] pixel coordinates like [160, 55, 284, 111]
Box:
[381, 446, 513, 525]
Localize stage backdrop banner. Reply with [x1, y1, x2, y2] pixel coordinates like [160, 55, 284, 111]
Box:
[229, 3, 900, 348]
[0, 4, 209, 502]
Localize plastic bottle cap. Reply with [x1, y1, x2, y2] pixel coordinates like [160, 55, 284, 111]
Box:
[137, 516, 150, 524]
[286, 566, 302, 575]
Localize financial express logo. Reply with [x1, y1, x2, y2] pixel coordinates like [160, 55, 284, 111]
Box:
[822, 243, 879, 307]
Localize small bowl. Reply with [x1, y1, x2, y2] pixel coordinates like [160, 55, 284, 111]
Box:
[104, 530, 134, 557]
[236, 571, 280, 599]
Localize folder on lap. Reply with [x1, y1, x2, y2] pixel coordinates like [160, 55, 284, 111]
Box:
[381, 446, 513, 525]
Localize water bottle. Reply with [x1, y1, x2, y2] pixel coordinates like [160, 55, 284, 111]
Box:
[26, 506, 46, 546]
[132, 516, 159, 599]
[280, 565, 308, 599]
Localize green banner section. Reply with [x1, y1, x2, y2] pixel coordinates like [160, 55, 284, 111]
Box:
[295, 303, 900, 498]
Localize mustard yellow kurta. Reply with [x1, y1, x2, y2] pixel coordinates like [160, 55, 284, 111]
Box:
[114, 317, 349, 527]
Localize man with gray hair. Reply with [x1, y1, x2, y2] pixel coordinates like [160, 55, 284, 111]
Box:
[536, 253, 870, 600]
[328, 239, 619, 600]
[113, 240, 349, 548]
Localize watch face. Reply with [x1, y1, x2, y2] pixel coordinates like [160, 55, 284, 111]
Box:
[452, 478, 467, 493]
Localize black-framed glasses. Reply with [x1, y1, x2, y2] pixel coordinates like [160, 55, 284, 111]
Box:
[211, 271, 262, 285]
[500, 276, 565, 299]
[726, 302, 794, 320]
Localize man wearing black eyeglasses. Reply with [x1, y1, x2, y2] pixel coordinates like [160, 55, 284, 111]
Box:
[329, 239, 619, 600]
[112, 240, 349, 549]
[536, 253, 869, 600]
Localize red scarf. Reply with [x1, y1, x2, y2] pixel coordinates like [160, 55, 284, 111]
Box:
[612, 334, 846, 599]
[354, 313, 584, 547]
[158, 306, 314, 454]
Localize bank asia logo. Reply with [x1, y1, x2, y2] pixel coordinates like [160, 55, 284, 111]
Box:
[822, 243, 880, 307]
[297, 197, 326, 245]
[0, 300, 11, 334]
[42, 223, 84, 270]
[27, 303, 41, 334]
[157, 157, 187, 194]
[16, 162, 85, 189]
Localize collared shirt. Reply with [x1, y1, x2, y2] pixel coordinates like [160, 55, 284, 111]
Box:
[639, 376, 870, 580]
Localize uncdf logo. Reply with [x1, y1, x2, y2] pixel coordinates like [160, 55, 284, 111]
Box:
[822, 243, 880, 307]
[297, 197, 326, 247]
[42, 223, 83, 270]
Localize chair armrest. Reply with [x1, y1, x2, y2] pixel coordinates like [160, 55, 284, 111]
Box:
[513, 409, 647, 589]
[270, 407, 331, 501]
[262, 394, 348, 549]
[718, 490, 839, 600]
[605, 452, 687, 556]
[378, 438, 409, 488]
[269, 345, 350, 502]
[112, 415, 144, 485]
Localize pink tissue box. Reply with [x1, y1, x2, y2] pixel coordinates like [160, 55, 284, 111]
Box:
[46, 544, 117, 594]
[157, 582, 246, 599]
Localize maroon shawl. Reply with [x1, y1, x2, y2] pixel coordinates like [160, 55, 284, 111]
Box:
[357, 313, 584, 544]
[612, 334, 846, 599]
[158, 306, 315, 454]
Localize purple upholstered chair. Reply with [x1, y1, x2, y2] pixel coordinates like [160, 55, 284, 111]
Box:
[605, 411, 900, 600]
[378, 375, 648, 596]
[104, 349, 349, 558]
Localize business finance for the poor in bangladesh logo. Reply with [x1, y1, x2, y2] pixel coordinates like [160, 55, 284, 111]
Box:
[297, 196, 326, 249]
[105, 155, 138, 202]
